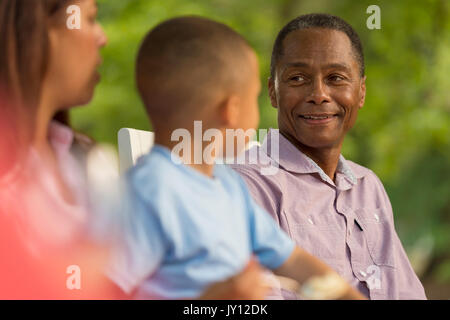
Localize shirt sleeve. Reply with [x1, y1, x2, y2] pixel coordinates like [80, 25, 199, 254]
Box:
[393, 232, 427, 299]
[246, 194, 295, 270]
[105, 178, 167, 295]
[373, 173, 427, 299]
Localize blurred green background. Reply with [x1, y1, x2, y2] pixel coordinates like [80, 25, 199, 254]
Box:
[71, 0, 450, 298]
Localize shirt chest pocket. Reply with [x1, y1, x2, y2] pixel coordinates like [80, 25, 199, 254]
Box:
[355, 208, 396, 268]
[287, 213, 346, 263]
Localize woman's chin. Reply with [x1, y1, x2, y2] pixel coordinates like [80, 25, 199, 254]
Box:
[65, 92, 95, 109]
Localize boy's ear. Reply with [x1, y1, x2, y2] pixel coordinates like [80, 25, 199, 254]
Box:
[268, 77, 278, 109]
[219, 95, 240, 128]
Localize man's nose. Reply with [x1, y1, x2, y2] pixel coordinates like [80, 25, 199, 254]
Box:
[306, 80, 330, 105]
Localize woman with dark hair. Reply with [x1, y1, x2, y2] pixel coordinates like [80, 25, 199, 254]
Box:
[0, 0, 104, 158]
[0, 0, 116, 298]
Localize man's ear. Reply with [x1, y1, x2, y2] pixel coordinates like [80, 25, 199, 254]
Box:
[359, 76, 367, 109]
[219, 95, 240, 128]
[268, 77, 278, 109]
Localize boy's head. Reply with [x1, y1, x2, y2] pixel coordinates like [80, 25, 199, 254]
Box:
[136, 16, 260, 137]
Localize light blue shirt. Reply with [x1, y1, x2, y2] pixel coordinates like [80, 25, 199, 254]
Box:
[108, 145, 295, 299]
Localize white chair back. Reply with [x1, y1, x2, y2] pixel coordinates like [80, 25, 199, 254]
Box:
[117, 128, 154, 173]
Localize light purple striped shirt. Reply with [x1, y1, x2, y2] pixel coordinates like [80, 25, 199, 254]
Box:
[231, 129, 426, 300]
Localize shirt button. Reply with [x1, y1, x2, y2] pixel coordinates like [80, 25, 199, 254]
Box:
[374, 214, 380, 222]
[359, 270, 367, 277]
[308, 218, 314, 225]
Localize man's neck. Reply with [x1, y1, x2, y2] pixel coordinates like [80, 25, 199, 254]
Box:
[154, 132, 215, 178]
[280, 131, 342, 181]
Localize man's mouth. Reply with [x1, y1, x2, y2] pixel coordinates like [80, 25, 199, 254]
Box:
[298, 113, 338, 124]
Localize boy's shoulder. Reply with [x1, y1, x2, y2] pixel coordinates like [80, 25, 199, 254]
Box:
[129, 150, 239, 185]
[125, 147, 183, 199]
[129, 149, 169, 180]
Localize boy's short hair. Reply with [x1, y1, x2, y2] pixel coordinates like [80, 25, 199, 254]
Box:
[136, 16, 253, 127]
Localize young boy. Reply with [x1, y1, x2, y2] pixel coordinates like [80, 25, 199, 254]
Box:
[108, 16, 365, 300]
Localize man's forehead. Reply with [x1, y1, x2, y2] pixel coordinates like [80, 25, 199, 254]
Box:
[280, 28, 355, 67]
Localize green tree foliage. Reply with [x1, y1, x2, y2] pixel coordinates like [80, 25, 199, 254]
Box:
[71, 0, 450, 291]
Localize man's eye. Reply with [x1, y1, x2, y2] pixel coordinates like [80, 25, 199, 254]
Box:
[290, 75, 306, 82]
[329, 75, 344, 82]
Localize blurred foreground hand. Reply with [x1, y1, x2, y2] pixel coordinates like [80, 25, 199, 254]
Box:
[199, 258, 270, 300]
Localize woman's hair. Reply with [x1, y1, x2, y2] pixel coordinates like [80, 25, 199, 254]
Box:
[0, 0, 71, 108]
[0, 0, 96, 169]
[0, 1, 94, 174]
[0, 0, 71, 174]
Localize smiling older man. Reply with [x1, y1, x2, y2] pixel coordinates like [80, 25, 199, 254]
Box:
[231, 13, 426, 299]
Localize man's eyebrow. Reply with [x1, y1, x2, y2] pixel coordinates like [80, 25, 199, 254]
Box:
[282, 62, 352, 72]
[323, 63, 352, 72]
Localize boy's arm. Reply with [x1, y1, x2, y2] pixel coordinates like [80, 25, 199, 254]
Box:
[274, 247, 366, 300]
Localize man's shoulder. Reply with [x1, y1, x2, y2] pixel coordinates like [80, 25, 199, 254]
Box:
[346, 159, 373, 178]
[229, 162, 281, 189]
[345, 160, 384, 186]
[228, 156, 283, 204]
[228, 162, 262, 176]
[230, 147, 280, 178]
[345, 160, 392, 209]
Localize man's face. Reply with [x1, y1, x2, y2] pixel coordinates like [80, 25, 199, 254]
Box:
[269, 28, 366, 149]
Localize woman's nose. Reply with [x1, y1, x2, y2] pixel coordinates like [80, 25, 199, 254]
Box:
[98, 25, 108, 48]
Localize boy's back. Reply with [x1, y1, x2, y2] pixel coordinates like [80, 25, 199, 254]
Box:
[108, 145, 294, 299]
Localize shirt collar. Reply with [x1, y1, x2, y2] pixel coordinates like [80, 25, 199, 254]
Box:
[48, 120, 74, 154]
[261, 129, 364, 186]
[1, 121, 73, 186]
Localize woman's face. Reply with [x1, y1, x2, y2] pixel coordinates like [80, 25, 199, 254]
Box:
[46, 0, 107, 109]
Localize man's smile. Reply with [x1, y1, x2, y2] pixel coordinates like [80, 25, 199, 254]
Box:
[297, 113, 339, 125]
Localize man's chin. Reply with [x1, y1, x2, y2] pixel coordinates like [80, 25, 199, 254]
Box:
[296, 136, 341, 150]
[293, 126, 343, 148]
